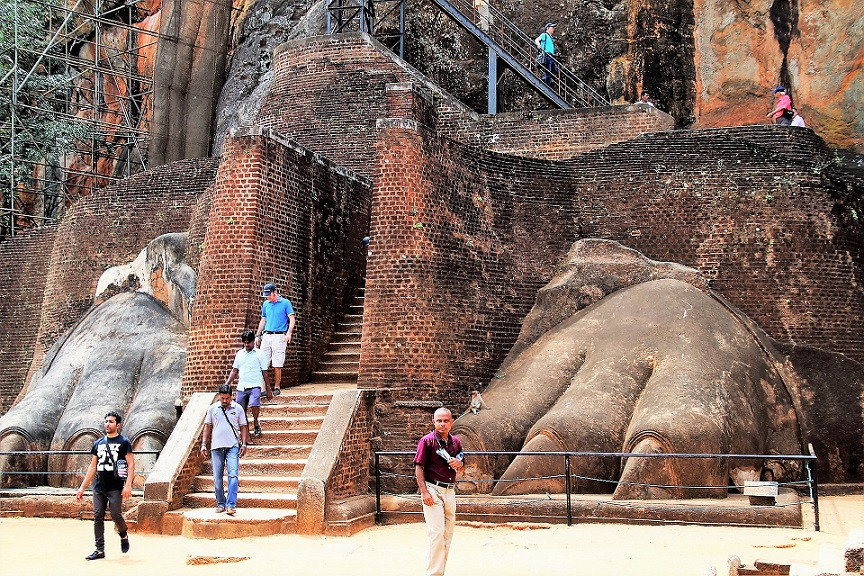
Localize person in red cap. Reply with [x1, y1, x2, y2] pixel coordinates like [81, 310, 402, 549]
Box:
[767, 86, 793, 125]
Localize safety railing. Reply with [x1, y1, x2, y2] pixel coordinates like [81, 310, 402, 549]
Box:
[429, 0, 609, 108]
[0, 449, 160, 483]
[374, 450, 820, 530]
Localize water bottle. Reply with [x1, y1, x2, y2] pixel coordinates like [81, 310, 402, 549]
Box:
[116, 459, 128, 479]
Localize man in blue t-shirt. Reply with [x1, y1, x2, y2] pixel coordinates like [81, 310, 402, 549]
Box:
[534, 22, 558, 85]
[76, 411, 135, 560]
[254, 283, 296, 395]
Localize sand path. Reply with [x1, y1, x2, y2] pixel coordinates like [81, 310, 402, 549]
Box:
[2, 495, 861, 576]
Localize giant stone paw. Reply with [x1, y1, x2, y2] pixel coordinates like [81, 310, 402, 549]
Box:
[452, 240, 805, 499]
[0, 233, 192, 488]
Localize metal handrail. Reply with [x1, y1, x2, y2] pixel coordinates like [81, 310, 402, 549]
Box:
[374, 450, 820, 529]
[429, 0, 609, 108]
[0, 449, 161, 481]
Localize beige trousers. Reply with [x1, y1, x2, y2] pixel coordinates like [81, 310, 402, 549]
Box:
[422, 482, 457, 576]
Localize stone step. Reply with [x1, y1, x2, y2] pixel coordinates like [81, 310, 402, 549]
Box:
[342, 313, 363, 322]
[244, 442, 313, 457]
[326, 342, 361, 354]
[183, 491, 298, 509]
[261, 393, 333, 406]
[257, 404, 329, 418]
[164, 507, 297, 538]
[322, 350, 361, 363]
[332, 330, 361, 339]
[310, 370, 358, 383]
[255, 415, 324, 430]
[201, 458, 306, 476]
[192, 475, 300, 493]
[317, 359, 360, 370]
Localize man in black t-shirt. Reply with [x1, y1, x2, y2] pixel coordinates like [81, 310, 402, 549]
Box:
[76, 411, 135, 560]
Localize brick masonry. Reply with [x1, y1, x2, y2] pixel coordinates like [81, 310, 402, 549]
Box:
[3, 34, 861, 496]
[328, 391, 376, 500]
[256, 33, 670, 178]
[440, 104, 675, 161]
[0, 226, 57, 414]
[181, 128, 372, 396]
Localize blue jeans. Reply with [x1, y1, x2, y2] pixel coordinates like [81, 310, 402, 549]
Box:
[543, 53, 558, 85]
[211, 445, 239, 508]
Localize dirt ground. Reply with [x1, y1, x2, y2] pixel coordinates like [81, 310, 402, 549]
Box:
[1, 495, 861, 576]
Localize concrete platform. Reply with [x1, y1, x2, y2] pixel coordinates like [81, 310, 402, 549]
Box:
[379, 489, 807, 529]
[164, 507, 297, 538]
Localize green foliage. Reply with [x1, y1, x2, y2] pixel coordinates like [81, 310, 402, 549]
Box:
[1, 0, 93, 230]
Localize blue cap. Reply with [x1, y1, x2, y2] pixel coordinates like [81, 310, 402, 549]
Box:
[545, 22, 557, 28]
[262, 283, 276, 296]
[772, 86, 786, 93]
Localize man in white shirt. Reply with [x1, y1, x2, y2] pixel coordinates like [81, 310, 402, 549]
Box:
[225, 330, 271, 439]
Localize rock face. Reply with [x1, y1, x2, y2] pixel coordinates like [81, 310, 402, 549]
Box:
[692, 0, 863, 149]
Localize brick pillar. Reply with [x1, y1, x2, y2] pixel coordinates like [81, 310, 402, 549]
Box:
[181, 136, 268, 396]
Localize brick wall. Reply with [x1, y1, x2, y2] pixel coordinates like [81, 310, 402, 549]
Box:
[362, 95, 864, 459]
[258, 34, 669, 180]
[181, 128, 372, 396]
[328, 390, 376, 500]
[0, 226, 57, 414]
[440, 104, 675, 161]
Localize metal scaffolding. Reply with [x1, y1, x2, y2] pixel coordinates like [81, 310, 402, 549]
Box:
[327, 0, 405, 58]
[1, 0, 158, 238]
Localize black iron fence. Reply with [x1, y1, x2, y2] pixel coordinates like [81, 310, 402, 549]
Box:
[0, 449, 161, 485]
[374, 450, 820, 530]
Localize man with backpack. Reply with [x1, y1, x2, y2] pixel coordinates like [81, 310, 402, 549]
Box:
[767, 85, 794, 125]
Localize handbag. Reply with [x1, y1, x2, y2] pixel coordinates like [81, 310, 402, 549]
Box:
[535, 51, 546, 65]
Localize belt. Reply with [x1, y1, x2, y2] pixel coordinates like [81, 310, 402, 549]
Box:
[427, 479, 455, 489]
[263, 330, 286, 334]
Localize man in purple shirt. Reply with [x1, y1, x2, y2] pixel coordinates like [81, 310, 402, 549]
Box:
[414, 407, 464, 576]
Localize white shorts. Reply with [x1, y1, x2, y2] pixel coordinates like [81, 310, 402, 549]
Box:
[260, 333, 288, 368]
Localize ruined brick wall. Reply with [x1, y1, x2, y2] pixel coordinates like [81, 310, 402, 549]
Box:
[258, 34, 670, 180]
[440, 104, 675, 161]
[327, 391, 376, 500]
[185, 183, 216, 273]
[362, 101, 864, 458]
[182, 129, 372, 396]
[257, 34, 437, 179]
[0, 226, 57, 414]
[13, 158, 218, 401]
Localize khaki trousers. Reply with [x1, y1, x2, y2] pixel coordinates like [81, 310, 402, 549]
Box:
[422, 482, 456, 576]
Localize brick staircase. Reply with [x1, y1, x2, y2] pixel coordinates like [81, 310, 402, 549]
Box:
[165, 288, 364, 538]
[310, 287, 363, 385]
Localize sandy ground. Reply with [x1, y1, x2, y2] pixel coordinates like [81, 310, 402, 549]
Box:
[1, 495, 861, 576]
